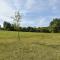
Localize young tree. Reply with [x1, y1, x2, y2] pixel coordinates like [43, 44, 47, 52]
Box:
[12, 11, 21, 40]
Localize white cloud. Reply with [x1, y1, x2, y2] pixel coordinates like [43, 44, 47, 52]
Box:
[33, 17, 49, 27]
[48, 0, 60, 13]
[0, 0, 60, 27]
[25, 0, 36, 10]
[0, 0, 16, 27]
[0, 0, 15, 16]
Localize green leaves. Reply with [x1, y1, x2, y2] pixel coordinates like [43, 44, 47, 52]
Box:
[49, 18, 60, 33]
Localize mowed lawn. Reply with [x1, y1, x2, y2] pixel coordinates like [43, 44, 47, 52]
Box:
[0, 31, 60, 60]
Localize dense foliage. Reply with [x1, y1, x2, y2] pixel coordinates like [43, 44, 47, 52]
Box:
[49, 18, 60, 33]
[0, 18, 60, 33]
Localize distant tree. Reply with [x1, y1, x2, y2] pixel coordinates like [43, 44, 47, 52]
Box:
[27, 27, 33, 32]
[36, 27, 50, 33]
[3, 21, 11, 31]
[0, 25, 1, 29]
[12, 11, 21, 40]
[49, 18, 60, 33]
[21, 27, 27, 32]
[40, 27, 50, 33]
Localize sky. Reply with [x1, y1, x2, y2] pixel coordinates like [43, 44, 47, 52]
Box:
[0, 0, 60, 27]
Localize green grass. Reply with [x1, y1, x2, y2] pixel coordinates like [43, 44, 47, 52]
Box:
[0, 31, 60, 60]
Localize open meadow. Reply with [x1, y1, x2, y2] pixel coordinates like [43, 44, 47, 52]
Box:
[0, 31, 60, 60]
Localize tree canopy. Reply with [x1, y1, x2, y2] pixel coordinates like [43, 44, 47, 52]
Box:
[49, 18, 60, 32]
[2, 18, 60, 33]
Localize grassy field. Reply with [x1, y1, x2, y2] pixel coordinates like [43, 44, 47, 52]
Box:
[0, 31, 60, 60]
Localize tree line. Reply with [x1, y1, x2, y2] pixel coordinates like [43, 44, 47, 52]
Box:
[0, 18, 60, 33]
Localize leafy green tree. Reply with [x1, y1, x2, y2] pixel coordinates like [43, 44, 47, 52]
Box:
[37, 27, 50, 33]
[49, 18, 60, 33]
[3, 21, 11, 31]
[0, 25, 1, 29]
